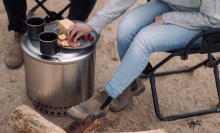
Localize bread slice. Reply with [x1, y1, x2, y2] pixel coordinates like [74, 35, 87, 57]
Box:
[58, 19, 74, 33]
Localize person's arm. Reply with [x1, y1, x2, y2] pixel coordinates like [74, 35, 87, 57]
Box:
[162, 0, 220, 29]
[87, 0, 138, 33]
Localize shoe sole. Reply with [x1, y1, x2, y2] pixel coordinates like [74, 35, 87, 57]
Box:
[109, 85, 146, 113]
[66, 111, 108, 122]
[5, 60, 24, 69]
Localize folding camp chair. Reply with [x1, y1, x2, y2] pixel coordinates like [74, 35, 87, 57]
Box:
[98, 0, 220, 121]
[139, 28, 220, 121]
[28, 0, 71, 23]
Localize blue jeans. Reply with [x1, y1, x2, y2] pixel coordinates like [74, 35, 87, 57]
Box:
[104, 0, 203, 98]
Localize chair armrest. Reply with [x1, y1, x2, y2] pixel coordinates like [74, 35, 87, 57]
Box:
[181, 28, 220, 60]
[204, 28, 220, 36]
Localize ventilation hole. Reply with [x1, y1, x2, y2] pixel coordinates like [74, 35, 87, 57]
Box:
[33, 103, 35, 106]
[34, 101, 36, 103]
[50, 107, 52, 109]
[31, 98, 33, 101]
[41, 104, 44, 106]
[82, 122, 85, 125]
[64, 107, 67, 109]
[64, 112, 66, 115]
[36, 105, 38, 108]
[55, 107, 57, 109]
[40, 108, 43, 111]
[57, 112, 61, 115]
[37, 103, 40, 105]
[51, 112, 54, 115]
[46, 106, 48, 108]
[29, 96, 30, 98]
[45, 110, 48, 113]
[59, 107, 62, 109]
[69, 106, 71, 108]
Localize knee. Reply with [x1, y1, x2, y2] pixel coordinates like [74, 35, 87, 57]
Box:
[117, 14, 138, 42]
[131, 27, 156, 55]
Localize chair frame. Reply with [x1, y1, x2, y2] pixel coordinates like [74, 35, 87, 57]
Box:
[28, 0, 71, 23]
[140, 28, 220, 121]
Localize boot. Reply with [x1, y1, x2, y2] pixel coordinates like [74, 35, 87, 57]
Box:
[109, 77, 145, 112]
[5, 31, 24, 69]
[67, 90, 109, 122]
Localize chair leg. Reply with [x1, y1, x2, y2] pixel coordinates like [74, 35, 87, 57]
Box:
[150, 65, 220, 121]
[28, 0, 47, 18]
[140, 59, 208, 78]
[214, 66, 220, 111]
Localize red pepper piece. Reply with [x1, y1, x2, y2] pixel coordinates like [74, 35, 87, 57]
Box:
[89, 36, 94, 40]
[83, 36, 88, 40]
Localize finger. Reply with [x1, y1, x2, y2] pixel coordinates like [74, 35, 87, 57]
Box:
[68, 25, 75, 38]
[149, 22, 155, 25]
[68, 30, 72, 39]
[69, 28, 78, 40]
[74, 33, 83, 41]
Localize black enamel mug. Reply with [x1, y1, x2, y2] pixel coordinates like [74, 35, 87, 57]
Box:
[26, 17, 45, 40]
[38, 32, 62, 56]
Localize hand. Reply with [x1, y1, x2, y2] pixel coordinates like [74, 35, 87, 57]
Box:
[149, 15, 164, 25]
[68, 23, 93, 41]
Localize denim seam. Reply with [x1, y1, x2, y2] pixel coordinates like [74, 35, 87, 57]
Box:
[157, 41, 189, 48]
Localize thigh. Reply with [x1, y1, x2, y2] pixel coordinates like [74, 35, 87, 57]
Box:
[3, 0, 27, 32]
[117, 0, 172, 40]
[131, 24, 203, 54]
[68, 0, 97, 21]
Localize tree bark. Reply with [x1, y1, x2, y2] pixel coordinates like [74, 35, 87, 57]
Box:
[8, 105, 67, 133]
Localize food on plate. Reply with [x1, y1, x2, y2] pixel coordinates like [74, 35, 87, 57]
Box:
[69, 39, 82, 48]
[57, 39, 62, 44]
[58, 19, 74, 33]
[58, 34, 67, 40]
[83, 35, 88, 40]
[55, 19, 95, 48]
[89, 36, 94, 40]
[61, 40, 69, 47]
[57, 39, 69, 47]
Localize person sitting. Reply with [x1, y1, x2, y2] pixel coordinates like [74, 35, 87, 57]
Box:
[3, 0, 97, 69]
[66, 0, 220, 121]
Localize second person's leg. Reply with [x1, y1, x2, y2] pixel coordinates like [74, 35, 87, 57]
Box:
[3, 0, 27, 33]
[3, 0, 27, 69]
[67, 0, 97, 21]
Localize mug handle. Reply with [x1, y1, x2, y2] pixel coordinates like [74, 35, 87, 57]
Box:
[56, 42, 62, 53]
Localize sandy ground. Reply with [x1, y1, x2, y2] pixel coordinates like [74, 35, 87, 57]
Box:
[1, 0, 220, 133]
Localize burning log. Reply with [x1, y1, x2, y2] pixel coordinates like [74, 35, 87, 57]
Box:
[64, 118, 100, 133]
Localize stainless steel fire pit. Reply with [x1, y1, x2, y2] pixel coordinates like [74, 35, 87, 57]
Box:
[21, 28, 100, 117]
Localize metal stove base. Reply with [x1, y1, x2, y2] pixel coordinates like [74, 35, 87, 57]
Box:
[27, 93, 93, 117]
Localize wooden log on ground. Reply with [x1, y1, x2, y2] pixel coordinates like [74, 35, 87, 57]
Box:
[8, 104, 67, 133]
[65, 116, 100, 133]
[82, 118, 100, 133]
[97, 130, 166, 133]
[8, 105, 164, 133]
